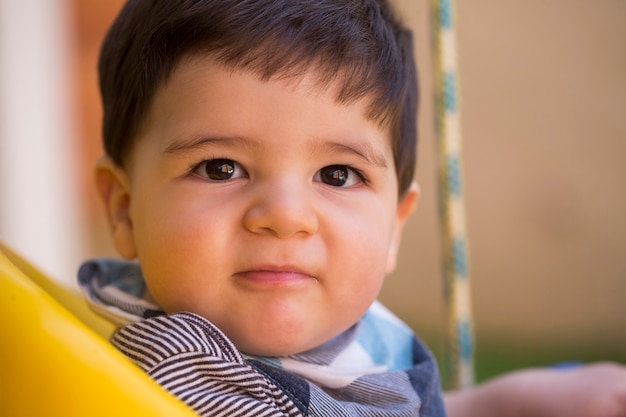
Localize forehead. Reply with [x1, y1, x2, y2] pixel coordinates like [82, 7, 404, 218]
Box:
[136, 54, 394, 149]
[159, 52, 391, 121]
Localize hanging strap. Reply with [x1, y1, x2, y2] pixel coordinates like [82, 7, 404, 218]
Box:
[431, 0, 475, 389]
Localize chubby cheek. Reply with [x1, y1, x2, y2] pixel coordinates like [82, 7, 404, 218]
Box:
[328, 204, 393, 307]
[131, 194, 230, 311]
[339, 240, 388, 305]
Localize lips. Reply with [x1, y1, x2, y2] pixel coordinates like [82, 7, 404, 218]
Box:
[233, 266, 316, 288]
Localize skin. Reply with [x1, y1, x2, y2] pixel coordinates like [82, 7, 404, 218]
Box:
[96, 54, 419, 357]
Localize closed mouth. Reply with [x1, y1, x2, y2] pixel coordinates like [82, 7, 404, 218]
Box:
[233, 266, 316, 287]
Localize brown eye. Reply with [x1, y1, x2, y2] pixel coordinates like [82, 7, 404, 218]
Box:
[316, 165, 362, 187]
[194, 159, 246, 181]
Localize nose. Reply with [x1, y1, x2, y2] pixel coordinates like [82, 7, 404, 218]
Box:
[243, 178, 318, 238]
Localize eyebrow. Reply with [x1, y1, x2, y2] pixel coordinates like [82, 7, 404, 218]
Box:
[317, 141, 389, 168]
[164, 135, 258, 154]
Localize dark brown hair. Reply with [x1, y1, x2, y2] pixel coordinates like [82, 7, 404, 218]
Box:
[99, 0, 418, 195]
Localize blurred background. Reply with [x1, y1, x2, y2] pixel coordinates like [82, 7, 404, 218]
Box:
[0, 0, 624, 381]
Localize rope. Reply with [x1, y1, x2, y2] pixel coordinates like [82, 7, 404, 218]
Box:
[431, 0, 475, 389]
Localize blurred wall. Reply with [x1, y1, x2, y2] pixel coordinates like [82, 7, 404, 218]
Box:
[384, 0, 626, 352]
[1, 0, 623, 354]
[0, 0, 84, 284]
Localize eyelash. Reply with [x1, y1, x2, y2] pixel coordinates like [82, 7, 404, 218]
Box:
[189, 158, 369, 187]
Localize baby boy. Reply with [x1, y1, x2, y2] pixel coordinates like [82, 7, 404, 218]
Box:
[79, 0, 626, 416]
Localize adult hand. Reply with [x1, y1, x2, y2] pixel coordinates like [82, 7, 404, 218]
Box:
[444, 362, 626, 417]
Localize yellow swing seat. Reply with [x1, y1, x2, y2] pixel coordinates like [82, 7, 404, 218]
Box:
[0, 242, 196, 416]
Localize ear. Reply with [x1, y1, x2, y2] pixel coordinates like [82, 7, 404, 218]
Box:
[94, 156, 137, 259]
[386, 180, 420, 274]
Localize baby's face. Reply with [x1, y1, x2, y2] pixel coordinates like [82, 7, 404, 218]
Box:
[103, 55, 417, 356]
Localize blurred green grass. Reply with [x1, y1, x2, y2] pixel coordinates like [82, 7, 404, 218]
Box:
[424, 335, 626, 386]
[474, 345, 626, 383]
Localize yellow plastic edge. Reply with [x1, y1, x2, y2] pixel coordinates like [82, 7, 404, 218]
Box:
[0, 244, 197, 417]
[0, 242, 116, 338]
